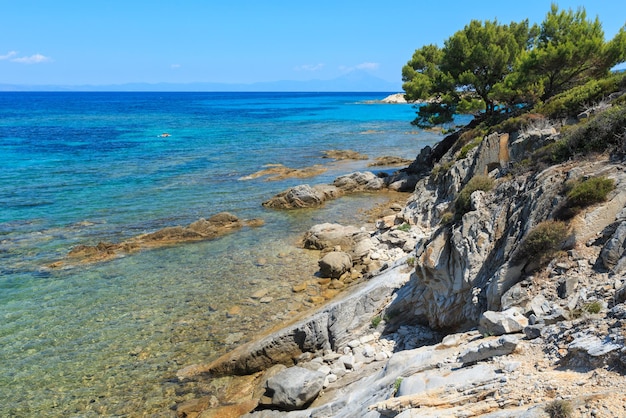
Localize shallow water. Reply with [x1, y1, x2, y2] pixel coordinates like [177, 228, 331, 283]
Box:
[0, 92, 466, 416]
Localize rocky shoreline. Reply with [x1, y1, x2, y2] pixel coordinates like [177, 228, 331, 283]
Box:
[173, 108, 626, 417]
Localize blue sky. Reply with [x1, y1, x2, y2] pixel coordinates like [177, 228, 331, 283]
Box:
[1, 0, 625, 87]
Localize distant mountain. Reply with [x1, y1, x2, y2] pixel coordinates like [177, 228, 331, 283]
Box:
[0, 71, 402, 92]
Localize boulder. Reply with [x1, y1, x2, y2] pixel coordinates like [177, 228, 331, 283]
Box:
[263, 366, 326, 410]
[303, 223, 371, 264]
[458, 335, 519, 364]
[479, 309, 528, 336]
[262, 184, 342, 209]
[333, 171, 384, 192]
[321, 149, 368, 160]
[318, 252, 352, 279]
[599, 221, 626, 274]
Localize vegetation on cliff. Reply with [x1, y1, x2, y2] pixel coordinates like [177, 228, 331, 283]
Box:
[402, 4, 626, 128]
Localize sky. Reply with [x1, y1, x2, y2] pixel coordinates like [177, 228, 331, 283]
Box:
[1, 0, 625, 88]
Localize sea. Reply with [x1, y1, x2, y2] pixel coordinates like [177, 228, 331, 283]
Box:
[0, 92, 456, 416]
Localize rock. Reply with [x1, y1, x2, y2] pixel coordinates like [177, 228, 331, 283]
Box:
[381, 93, 409, 104]
[238, 163, 327, 181]
[264, 366, 325, 410]
[318, 252, 352, 279]
[523, 324, 544, 339]
[292, 283, 307, 293]
[458, 335, 519, 364]
[397, 363, 497, 398]
[384, 171, 421, 192]
[333, 171, 384, 192]
[303, 223, 372, 265]
[321, 149, 368, 160]
[479, 309, 528, 336]
[599, 221, 626, 274]
[262, 184, 343, 209]
[568, 335, 622, 357]
[65, 212, 243, 265]
[227, 305, 242, 317]
[557, 276, 579, 298]
[368, 156, 413, 167]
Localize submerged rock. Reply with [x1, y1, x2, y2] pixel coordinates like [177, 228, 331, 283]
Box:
[321, 149, 368, 160]
[61, 212, 255, 266]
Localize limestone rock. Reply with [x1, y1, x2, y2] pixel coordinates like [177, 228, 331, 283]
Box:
[458, 335, 519, 364]
[332, 171, 384, 192]
[302, 223, 372, 266]
[479, 309, 528, 336]
[262, 184, 343, 209]
[599, 221, 626, 274]
[264, 366, 325, 410]
[321, 149, 368, 160]
[65, 212, 244, 266]
[318, 252, 352, 279]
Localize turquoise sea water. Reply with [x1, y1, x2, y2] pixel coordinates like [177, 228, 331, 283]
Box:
[0, 92, 449, 416]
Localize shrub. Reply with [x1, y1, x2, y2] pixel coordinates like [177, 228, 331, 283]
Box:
[532, 139, 571, 166]
[583, 301, 603, 314]
[397, 223, 411, 232]
[440, 211, 455, 225]
[406, 256, 416, 267]
[370, 316, 382, 328]
[563, 104, 626, 154]
[556, 176, 616, 220]
[393, 377, 403, 396]
[545, 399, 573, 418]
[455, 175, 495, 216]
[458, 137, 482, 159]
[536, 72, 626, 119]
[513, 220, 569, 266]
[566, 176, 615, 207]
[431, 161, 454, 178]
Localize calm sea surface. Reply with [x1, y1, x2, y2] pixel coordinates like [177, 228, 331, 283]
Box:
[0, 92, 450, 416]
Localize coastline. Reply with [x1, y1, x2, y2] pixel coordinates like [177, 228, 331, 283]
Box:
[173, 107, 626, 417]
[1, 91, 445, 417]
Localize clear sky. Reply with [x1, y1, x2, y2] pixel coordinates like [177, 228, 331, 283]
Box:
[2, 0, 625, 87]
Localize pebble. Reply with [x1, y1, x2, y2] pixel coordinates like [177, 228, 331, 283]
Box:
[292, 283, 307, 293]
[348, 339, 361, 348]
[226, 305, 242, 317]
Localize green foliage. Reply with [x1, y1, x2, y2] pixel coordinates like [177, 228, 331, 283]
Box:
[403, 19, 535, 127]
[458, 137, 482, 159]
[457, 97, 486, 114]
[393, 377, 403, 395]
[545, 399, 573, 418]
[370, 316, 382, 329]
[556, 176, 615, 220]
[402, 5, 626, 126]
[397, 223, 411, 232]
[513, 220, 569, 266]
[583, 301, 603, 314]
[536, 72, 626, 119]
[440, 211, 455, 225]
[455, 175, 495, 216]
[566, 176, 615, 208]
[532, 139, 570, 166]
[515, 5, 614, 101]
[406, 256, 415, 267]
[431, 161, 454, 178]
[563, 105, 626, 154]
